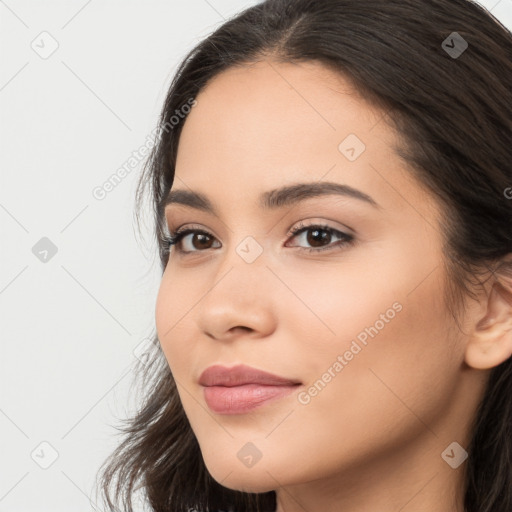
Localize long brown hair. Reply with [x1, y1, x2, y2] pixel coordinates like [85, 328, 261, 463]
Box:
[94, 1, 512, 510]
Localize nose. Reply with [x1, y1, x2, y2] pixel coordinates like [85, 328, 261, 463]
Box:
[195, 245, 278, 342]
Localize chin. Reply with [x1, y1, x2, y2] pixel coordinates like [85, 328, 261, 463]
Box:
[204, 460, 281, 493]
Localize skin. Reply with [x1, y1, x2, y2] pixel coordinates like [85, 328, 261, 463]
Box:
[155, 59, 512, 512]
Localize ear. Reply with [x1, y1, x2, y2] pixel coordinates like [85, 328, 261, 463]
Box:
[465, 281, 512, 370]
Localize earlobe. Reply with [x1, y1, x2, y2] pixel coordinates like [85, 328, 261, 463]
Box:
[464, 283, 512, 370]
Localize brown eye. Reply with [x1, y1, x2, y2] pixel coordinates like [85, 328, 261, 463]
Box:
[305, 228, 332, 247]
[286, 223, 355, 253]
[166, 228, 221, 254]
[189, 232, 215, 250]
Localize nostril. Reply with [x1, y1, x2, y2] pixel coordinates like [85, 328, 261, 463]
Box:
[230, 326, 252, 334]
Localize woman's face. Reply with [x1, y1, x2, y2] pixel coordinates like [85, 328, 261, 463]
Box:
[155, 60, 486, 504]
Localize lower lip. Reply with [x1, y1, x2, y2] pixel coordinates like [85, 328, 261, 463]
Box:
[203, 384, 300, 414]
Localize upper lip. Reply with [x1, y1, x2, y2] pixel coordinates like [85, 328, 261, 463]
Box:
[199, 364, 302, 387]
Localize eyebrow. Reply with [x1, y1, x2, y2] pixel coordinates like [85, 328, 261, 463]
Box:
[163, 181, 381, 215]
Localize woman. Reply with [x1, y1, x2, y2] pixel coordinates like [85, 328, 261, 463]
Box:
[95, 0, 512, 510]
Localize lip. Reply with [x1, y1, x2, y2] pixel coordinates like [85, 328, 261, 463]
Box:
[199, 364, 302, 387]
[199, 364, 302, 415]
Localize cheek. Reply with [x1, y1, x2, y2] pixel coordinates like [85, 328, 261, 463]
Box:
[154, 272, 192, 372]
[155, 263, 198, 339]
[332, 302, 453, 414]
[264, 305, 458, 487]
[284, 258, 458, 447]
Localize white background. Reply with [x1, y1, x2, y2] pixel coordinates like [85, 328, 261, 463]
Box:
[1, 1, 511, 510]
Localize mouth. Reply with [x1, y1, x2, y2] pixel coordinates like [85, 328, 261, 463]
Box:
[199, 364, 302, 415]
[202, 384, 300, 414]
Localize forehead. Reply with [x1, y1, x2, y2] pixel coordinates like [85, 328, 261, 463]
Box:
[173, 59, 436, 221]
[178, 60, 381, 163]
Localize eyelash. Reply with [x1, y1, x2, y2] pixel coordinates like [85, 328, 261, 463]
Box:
[162, 221, 355, 256]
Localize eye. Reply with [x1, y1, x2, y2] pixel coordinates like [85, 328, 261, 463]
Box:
[163, 226, 220, 254]
[162, 222, 355, 255]
[285, 221, 355, 253]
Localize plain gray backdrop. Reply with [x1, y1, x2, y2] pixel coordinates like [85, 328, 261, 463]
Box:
[1, 1, 511, 510]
